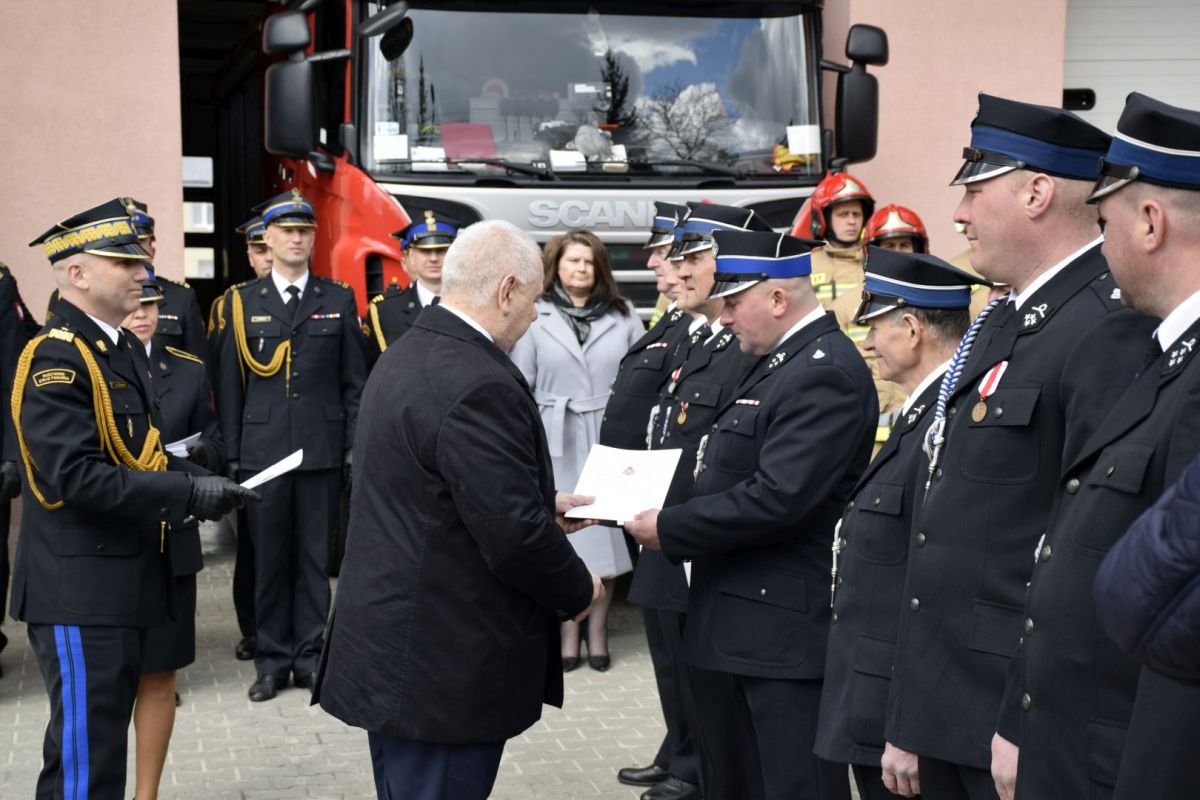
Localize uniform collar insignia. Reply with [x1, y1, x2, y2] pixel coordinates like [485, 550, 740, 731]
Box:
[670, 309, 683, 322]
[767, 350, 787, 370]
[1165, 336, 1197, 372]
[1021, 302, 1052, 330]
[95, 338, 107, 353]
[906, 403, 927, 426]
[1111, 287, 1121, 301]
[715, 330, 734, 349]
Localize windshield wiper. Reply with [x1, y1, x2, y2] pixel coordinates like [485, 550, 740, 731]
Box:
[396, 157, 559, 181]
[630, 159, 743, 177]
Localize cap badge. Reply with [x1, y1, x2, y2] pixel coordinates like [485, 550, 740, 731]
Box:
[424, 209, 437, 231]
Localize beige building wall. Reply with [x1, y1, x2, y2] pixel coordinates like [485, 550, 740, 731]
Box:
[0, 1, 184, 318]
[823, 0, 1068, 261]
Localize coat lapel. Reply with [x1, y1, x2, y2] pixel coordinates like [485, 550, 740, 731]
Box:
[292, 278, 327, 331]
[723, 312, 839, 413]
[253, 279, 293, 326]
[856, 377, 940, 488]
[538, 301, 589, 370]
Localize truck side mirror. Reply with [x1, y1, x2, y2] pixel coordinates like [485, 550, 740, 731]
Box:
[263, 10, 311, 56]
[834, 24, 887, 165]
[265, 60, 317, 157]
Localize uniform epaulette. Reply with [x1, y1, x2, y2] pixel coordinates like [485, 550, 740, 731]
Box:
[46, 327, 75, 344]
[370, 293, 386, 304]
[318, 276, 352, 290]
[159, 275, 192, 289]
[164, 345, 205, 366]
[1090, 271, 1124, 309]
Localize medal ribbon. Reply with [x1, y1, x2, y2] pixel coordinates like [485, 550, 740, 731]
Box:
[977, 360, 1008, 402]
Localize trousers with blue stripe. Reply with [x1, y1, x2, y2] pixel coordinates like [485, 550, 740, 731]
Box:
[27, 623, 144, 800]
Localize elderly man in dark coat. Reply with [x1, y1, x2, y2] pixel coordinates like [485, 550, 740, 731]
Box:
[314, 219, 602, 800]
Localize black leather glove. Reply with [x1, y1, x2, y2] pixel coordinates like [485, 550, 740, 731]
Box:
[0, 461, 21, 502]
[185, 442, 209, 469]
[187, 475, 260, 521]
[224, 460, 240, 481]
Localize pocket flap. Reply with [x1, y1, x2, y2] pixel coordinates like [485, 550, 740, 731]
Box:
[156, 318, 183, 336]
[109, 388, 145, 415]
[679, 380, 722, 408]
[967, 600, 1023, 657]
[248, 321, 282, 338]
[635, 349, 668, 371]
[967, 385, 1040, 428]
[859, 482, 904, 516]
[324, 403, 346, 421]
[244, 405, 271, 423]
[853, 634, 896, 678]
[1086, 442, 1154, 494]
[718, 407, 758, 437]
[307, 319, 339, 336]
[719, 569, 807, 612]
[54, 526, 140, 556]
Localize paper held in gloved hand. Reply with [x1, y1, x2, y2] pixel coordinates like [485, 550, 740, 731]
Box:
[241, 449, 304, 490]
[564, 445, 682, 524]
[165, 431, 201, 458]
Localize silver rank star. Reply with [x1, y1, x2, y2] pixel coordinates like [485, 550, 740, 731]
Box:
[812, 349, 826, 360]
[1169, 337, 1196, 368]
[1023, 313, 1039, 327]
[768, 351, 787, 369]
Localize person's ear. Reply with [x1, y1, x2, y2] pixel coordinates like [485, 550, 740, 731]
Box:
[497, 274, 518, 313]
[1141, 199, 1167, 254]
[901, 312, 922, 350]
[1024, 173, 1056, 220]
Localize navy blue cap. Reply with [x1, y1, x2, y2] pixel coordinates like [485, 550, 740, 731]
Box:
[254, 189, 316, 228]
[670, 202, 771, 261]
[1089, 92, 1200, 202]
[392, 210, 459, 249]
[951, 93, 1111, 186]
[854, 247, 990, 323]
[236, 215, 267, 244]
[29, 197, 152, 264]
[645, 201, 687, 250]
[121, 198, 155, 239]
[139, 273, 164, 304]
[710, 231, 813, 299]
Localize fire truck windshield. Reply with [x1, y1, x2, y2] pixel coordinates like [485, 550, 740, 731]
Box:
[362, 4, 822, 182]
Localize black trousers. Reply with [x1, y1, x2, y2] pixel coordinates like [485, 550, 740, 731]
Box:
[232, 505, 256, 639]
[917, 755, 998, 800]
[247, 468, 339, 678]
[852, 764, 919, 800]
[27, 623, 144, 800]
[688, 666, 850, 800]
[368, 732, 504, 800]
[0, 501, 10, 657]
[642, 607, 702, 784]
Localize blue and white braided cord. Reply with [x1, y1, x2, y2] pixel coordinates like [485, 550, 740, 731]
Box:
[923, 297, 1005, 461]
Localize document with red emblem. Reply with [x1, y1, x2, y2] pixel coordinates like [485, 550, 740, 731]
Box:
[564, 445, 682, 524]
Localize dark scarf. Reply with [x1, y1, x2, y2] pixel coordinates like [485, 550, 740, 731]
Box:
[550, 283, 607, 345]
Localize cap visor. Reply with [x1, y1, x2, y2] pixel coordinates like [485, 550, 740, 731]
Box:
[710, 278, 761, 299]
[853, 297, 899, 324]
[643, 232, 674, 250]
[271, 218, 317, 228]
[84, 242, 152, 260]
[950, 161, 1017, 186]
[1087, 173, 1135, 203]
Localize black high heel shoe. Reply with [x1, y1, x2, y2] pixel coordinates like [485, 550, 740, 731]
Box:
[562, 656, 581, 672]
[587, 653, 611, 672]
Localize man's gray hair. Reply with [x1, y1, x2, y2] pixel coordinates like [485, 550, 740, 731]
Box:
[441, 220, 542, 309]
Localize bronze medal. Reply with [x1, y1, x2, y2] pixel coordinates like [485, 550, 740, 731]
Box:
[971, 400, 988, 423]
[677, 401, 689, 426]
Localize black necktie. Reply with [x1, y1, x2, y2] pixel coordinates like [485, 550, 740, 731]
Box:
[431, 296, 441, 306]
[285, 285, 300, 321]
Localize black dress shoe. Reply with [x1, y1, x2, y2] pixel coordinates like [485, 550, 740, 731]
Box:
[248, 673, 283, 702]
[588, 654, 611, 672]
[617, 763, 670, 787]
[561, 656, 581, 672]
[235, 636, 256, 661]
[642, 776, 702, 800]
[293, 672, 315, 690]
[174, 691, 182, 707]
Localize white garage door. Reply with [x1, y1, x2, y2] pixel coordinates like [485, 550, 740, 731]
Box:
[1065, 0, 1200, 133]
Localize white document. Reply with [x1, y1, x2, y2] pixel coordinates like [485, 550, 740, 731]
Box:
[411, 146, 449, 171]
[373, 133, 409, 162]
[786, 124, 822, 156]
[565, 445, 682, 523]
[549, 149, 588, 172]
[241, 449, 304, 491]
[165, 431, 202, 458]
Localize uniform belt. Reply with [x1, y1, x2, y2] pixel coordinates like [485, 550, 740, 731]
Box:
[534, 390, 609, 458]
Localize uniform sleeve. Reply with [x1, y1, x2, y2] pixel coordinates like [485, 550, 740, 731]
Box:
[435, 376, 593, 618]
[338, 290, 368, 450]
[659, 363, 875, 560]
[215, 291, 245, 461]
[189, 363, 225, 474]
[17, 340, 192, 516]
[0, 276, 25, 462]
[362, 300, 384, 371]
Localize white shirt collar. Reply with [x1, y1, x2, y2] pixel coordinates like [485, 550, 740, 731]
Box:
[438, 303, 494, 344]
[1008, 237, 1102, 310]
[86, 314, 122, 345]
[902, 359, 951, 415]
[687, 315, 708, 335]
[144, 341, 153, 359]
[415, 282, 439, 308]
[1155, 288, 1200, 352]
[705, 318, 726, 343]
[773, 305, 827, 351]
[271, 269, 310, 304]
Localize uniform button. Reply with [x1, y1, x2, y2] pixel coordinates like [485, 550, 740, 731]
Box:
[935, 468, 943, 479]
[949, 406, 957, 416]
[847, 500, 855, 510]
[292, 371, 300, 379]
[759, 588, 767, 597]
[693, 391, 700, 399]
[916, 532, 926, 547]
[873, 497, 881, 506]
[1106, 465, 1116, 477]
[732, 419, 739, 427]
[1039, 544, 1053, 562]
[993, 407, 1004, 418]
[711, 424, 718, 431]
[1025, 617, 1035, 635]
[1021, 693, 1032, 712]
[160, 507, 169, 517]
[609, 389, 614, 396]
[832, 612, 838, 624]
[292, 392, 301, 400]
[1065, 478, 1080, 494]
[96, 544, 105, 552]
[909, 598, 920, 612]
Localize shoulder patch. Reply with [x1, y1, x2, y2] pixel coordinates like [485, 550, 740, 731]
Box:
[160, 275, 192, 289]
[370, 293, 386, 304]
[164, 345, 205, 366]
[47, 328, 75, 343]
[319, 276, 352, 290]
[32, 368, 76, 387]
[1089, 271, 1124, 309]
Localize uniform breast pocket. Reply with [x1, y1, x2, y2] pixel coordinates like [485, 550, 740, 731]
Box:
[54, 525, 141, 616]
[1073, 441, 1155, 552]
[247, 321, 283, 341]
[156, 316, 183, 339]
[714, 407, 759, 473]
[306, 319, 340, 337]
[850, 482, 907, 564]
[634, 348, 668, 372]
[959, 385, 1041, 484]
[108, 388, 146, 415]
[676, 380, 722, 432]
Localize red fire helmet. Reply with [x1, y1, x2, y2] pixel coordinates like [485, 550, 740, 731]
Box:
[865, 204, 929, 253]
[790, 172, 875, 241]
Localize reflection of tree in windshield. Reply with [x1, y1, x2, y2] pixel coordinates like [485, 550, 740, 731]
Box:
[634, 81, 734, 162]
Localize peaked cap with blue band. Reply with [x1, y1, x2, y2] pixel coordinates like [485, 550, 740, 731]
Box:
[645, 201, 688, 249]
[709, 230, 815, 299]
[392, 210, 459, 249]
[854, 247, 990, 323]
[29, 197, 152, 264]
[1088, 92, 1200, 202]
[254, 189, 316, 228]
[236, 215, 267, 244]
[669, 201, 772, 261]
[140, 270, 164, 304]
[951, 93, 1111, 186]
[121, 198, 155, 239]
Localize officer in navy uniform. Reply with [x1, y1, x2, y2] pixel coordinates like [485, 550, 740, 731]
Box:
[622, 203, 767, 800]
[990, 94, 1200, 800]
[0, 259, 39, 677]
[13, 198, 253, 798]
[814, 250, 987, 800]
[362, 211, 458, 368]
[627, 230, 877, 800]
[881, 95, 1144, 800]
[209, 213, 273, 661]
[217, 190, 367, 702]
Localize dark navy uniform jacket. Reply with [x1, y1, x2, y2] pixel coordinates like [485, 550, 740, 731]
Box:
[362, 283, 426, 369]
[154, 276, 209, 365]
[815, 376, 940, 766]
[216, 274, 367, 472]
[659, 311, 877, 680]
[0, 263, 39, 462]
[9, 300, 199, 628]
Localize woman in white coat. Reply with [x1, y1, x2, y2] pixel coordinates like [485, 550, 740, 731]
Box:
[511, 230, 644, 671]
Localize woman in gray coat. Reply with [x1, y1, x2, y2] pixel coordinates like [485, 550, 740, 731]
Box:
[511, 230, 644, 671]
